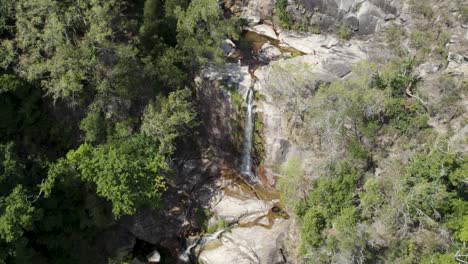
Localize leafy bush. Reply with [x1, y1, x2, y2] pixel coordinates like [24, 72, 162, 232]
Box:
[409, 0, 434, 18]
[196, 208, 214, 231]
[336, 23, 351, 40]
[410, 31, 434, 55]
[207, 219, 228, 233]
[301, 208, 326, 247]
[297, 162, 359, 249]
[275, 0, 293, 29]
[385, 97, 429, 136]
[254, 117, 265, 163]
[384, 24, 407, 56]
[385, 24, 406, 45]
[80, 111, 106, 144]
[45, 135, 168, 217]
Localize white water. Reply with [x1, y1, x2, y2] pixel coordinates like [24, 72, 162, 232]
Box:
[240, 88, 256, 180]
[179, 229, 227, 263]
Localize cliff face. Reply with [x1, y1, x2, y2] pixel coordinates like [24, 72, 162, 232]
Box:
[292, 0, 400, 34]
[236, 0, 401, 35]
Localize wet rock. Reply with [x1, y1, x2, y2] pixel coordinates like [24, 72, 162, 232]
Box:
[104, 228, 136, 259]
[278, 33, 339, 54]
[120, 207, 183, 245]
[196, 64, 251, 157]
[238, 211, 270, 226]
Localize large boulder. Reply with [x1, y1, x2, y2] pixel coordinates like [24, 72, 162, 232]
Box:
[212, 194, 273, 223]
[240, 0, 275, 25]
[146, 250, 161, 263]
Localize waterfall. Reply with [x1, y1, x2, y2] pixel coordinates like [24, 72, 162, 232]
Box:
[179, 238, 199, 263]
[240, 88, 256, 180]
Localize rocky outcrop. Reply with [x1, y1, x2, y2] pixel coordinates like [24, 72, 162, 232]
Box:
[196, 173, 294, 264]
[212, 195, 274, 223]
[239, 0, 275, 24]
[288, 0, 400, 35]
[199, 218, 293, 264]
[236, 0, 400, 35]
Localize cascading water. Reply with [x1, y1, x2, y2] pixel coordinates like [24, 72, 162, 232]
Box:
[240, 88, 256, 181]
[179, 228, 228, 263]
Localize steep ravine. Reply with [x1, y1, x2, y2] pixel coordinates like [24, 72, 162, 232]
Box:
[178, 29, 297, 264]
[184, 22, 366, 262]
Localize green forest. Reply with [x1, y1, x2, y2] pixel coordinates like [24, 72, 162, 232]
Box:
[0, 0, 237, 262]
[0, 0, 467, 263]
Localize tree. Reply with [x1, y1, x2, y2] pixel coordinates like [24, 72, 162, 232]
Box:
[141, 89, 198, 155]
[80, 111, 106, 144]
[301, 208, 326, 247]
[0, 0, 15, 37]
[14, 0, 135, 102]
[0, 186, 35, 243]
[45, 135, 168, 217]
[175, 0, 238, 66]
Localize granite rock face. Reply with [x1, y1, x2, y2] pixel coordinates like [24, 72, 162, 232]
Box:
[292, 0, 400, 34]
[238, 0, 401, 35]
[199, 219, 293, 264]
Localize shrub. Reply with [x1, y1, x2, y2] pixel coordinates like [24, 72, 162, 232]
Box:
[275, 0, 293, 29]
[195, 208, 213, 231]
[410, 31, 434, 55]
[80, 111, 106, 144]
[385, 97, 429, 136]
[254, 117, 265, 163]
[207, 219, 228, 233]
[409, 0, 434, 18]
[301, 208, 326, 247]
[461, 4, 468, 23]
[336, 23, 351, 40]
[385, 24, 406, 46]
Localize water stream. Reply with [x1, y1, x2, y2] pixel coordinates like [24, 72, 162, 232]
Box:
[179, 228, 229, 263]
[240, 88, 256, 181]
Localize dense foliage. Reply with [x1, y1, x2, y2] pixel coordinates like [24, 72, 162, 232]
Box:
[0, 0, 234, 262]
[278, 59, 467, 263]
